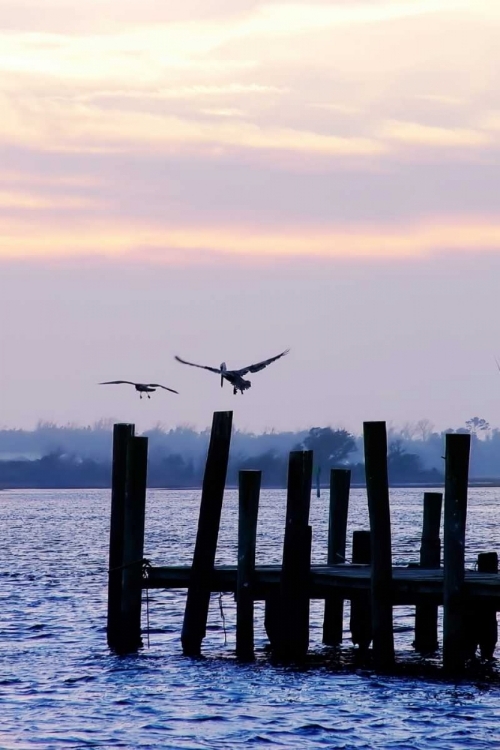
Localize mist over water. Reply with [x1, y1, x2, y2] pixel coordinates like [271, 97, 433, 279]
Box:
[2, 487, 500, 749]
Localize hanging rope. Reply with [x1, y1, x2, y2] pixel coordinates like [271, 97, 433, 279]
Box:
[142, 559, 152, 648]
[218, 592, 227, 646]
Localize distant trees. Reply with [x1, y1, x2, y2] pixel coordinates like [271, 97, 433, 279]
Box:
[5, 414, 500, 489]
[297, 427, 357, 469]
[465, 417, 490, 437]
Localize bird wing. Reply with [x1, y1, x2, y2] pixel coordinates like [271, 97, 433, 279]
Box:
[99, 380, 136, 386]
[174, 356, 221, 375]
[148, 384, 179, 394]
[236, 348, 290, 376]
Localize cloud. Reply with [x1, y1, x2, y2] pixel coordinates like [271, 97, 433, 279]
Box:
[381, 120, 491, 148]
[1, 213, 500, 262]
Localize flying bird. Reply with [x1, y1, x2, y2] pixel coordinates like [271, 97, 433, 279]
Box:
[99, 381, 179, 399]
[174, 349, 290, 394]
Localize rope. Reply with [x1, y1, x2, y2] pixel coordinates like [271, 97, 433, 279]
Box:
[109, 557, 150, 573]
[142, 559, 151, 648]
[218, 592, 227, 646]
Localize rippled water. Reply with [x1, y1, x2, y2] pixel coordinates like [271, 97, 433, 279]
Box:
[2, 487, 500, 749]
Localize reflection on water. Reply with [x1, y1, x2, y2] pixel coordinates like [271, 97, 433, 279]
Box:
[1, 487, 500, 748]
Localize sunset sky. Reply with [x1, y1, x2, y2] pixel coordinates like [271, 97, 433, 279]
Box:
[1, 0, 499, 433]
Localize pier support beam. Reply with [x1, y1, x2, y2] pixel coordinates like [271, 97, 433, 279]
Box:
[364, 421, 395, 670]
[349, 530, 372, 651]
[443, 433, 470, 674]
[236, 470, 261, 661]
[414, 492, 442, 653]
[182, 411, 233, 656]
[107, 423, 135, 651]
[276, 450, 313, 660]
[120, 435, 149, 653]
[323, 469, 350, 646]
[464, 552, 498, 660]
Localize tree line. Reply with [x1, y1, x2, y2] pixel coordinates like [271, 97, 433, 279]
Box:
[0, 422, 455, 489]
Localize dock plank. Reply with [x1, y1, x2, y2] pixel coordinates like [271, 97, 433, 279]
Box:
[145, 564, 500, 608]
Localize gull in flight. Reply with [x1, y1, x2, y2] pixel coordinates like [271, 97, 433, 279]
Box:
[99, 381, 179, 399]
[174, 349, 290, 394]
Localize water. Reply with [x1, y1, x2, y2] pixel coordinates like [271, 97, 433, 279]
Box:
[2, 487, 500, 749]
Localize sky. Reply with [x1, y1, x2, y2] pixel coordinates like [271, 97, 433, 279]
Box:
[0, 0, 499, 434]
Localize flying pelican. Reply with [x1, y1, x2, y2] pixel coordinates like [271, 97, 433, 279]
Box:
[174, 349, 290, 394]
[99, 381, 179, 399]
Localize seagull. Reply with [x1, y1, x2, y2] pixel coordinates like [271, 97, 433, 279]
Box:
[174, 349, 290, 395]
[99, 381, 179, 399]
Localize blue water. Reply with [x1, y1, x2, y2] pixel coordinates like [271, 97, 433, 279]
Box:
[2, 487, 500, 749]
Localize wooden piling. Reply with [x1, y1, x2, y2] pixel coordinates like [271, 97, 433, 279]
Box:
[119, 435, 149, 653]
[443, 432, 471, 674]
[414, 492, 442, 653]
[181, 411, 233, 656]
[236, 470, 261, 661]
[477, 552, 498, 659]
[323, 469, 351, 646]
[464, 552, 498, 660]
[277, 450, 313, 660]
[363, 421, 395, 669]
[107, 423, 135, 650]
[349, 530, 372, 650]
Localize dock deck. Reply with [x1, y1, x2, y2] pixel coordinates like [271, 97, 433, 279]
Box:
[145, 564, 500, 607]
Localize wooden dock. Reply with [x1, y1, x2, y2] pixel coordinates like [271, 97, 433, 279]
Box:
[106, 412, 500, 674]
[144, 564, 500, 606]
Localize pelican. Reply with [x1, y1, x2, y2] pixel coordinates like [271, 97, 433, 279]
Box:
[99, 381, 179, 399]
[174, 349, 290, 394]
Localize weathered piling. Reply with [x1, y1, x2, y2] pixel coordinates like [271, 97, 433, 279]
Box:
[323, 469, 351, 646]
[464, 552, 498, 660]
[477, 553, 498, 659]
[119, 435, 149, 653]
[277, 450, 313, 659]
[363, 421, 395, 669]
[236, 470, 261, 661]
[414, 492, 442, 653]
[443, 433, 471, 674]
[181, 411, 233, 656]
[349, 530, 372, 650]
[107, 423, 135, 650]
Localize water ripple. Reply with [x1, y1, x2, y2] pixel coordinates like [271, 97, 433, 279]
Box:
[2, 488, 500, 748]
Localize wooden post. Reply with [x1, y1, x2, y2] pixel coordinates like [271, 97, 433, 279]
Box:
[464, 552, 498, 660]
[181, 411, 233, 656]
[477, 552, 498, 660]
[414, 492, 442, 653]
[107, 423, 135, 650]
[236, 470, 261, 661]
[119, 435, 148, 653]
[443, 432, 470, 674]
[350, 530, 372, 650]
[323, 469, 351, 646]
[363, 421, 395, 669]
[277, 450, 313, 660]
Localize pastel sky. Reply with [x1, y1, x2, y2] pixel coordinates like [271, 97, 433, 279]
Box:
[1, 0, 499, 433]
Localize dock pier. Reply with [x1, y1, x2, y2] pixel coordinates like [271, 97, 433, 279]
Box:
[106, 412, 500, 674]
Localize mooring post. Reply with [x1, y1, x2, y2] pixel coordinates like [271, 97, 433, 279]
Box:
[181, 411, 233, 656]
[464, 552, 498, 660]
[107, 423, 135, 650]
[236, 470, 261, 661]
[414, 492, 442, 653]
[477, 552, 498, 660]
[119, 435, 149, 653]
[363, 421, 395, 669]
[323, 468, 351, 646]
[443, 432, 471, 674]
[277, 450, 313, 660]
[350, 530, 372, 650]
